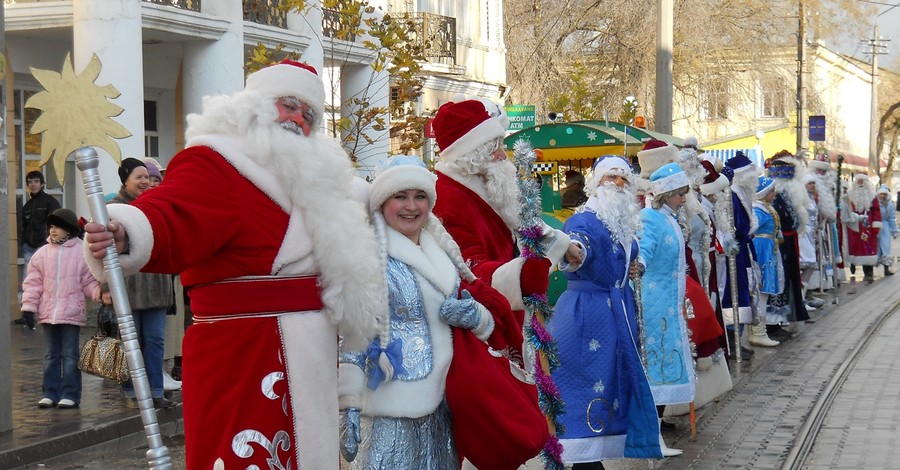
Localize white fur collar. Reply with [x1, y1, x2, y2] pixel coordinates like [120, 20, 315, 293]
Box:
[385, 226, 456, 298]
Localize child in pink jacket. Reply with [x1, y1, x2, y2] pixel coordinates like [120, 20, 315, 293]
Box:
[21, 208, 101, 409]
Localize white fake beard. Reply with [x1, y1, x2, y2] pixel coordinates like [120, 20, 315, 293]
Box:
[734, 169, 758, 201]
[583, 183, 641, 247]
[187, 90, 387, 350]
[444, 139, 522, 230]
[774, 178, 811, 234]
[814, 172, 837, 221]
[848, 182, 876, 212]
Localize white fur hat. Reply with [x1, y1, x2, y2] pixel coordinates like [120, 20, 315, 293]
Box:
[368, 156, 437, 213]
[245, 60, 325, 127]
[637, 140, 678, 177]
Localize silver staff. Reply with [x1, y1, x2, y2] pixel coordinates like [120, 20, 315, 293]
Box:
[724, 187, 742, 363]
[75, 147, 173, 470]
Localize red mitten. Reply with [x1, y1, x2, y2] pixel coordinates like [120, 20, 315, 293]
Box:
[520, 257, 552, 297]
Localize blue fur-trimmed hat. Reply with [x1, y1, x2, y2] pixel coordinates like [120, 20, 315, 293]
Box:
[650, 162, 689, 194]
[756, 176, 775, 198]
[721, 151, 754, 182]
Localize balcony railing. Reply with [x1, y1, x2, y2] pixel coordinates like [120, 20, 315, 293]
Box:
[244, 0, 287, 29]
[322, 8, 358, 42]
[403, 12, 456, 66]
[143, 0, 200, 12]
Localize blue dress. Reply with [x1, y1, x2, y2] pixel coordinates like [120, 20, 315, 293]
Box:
[638, 207, 695, 406]
[878, 200, 898, 266]
[550, 211, 662, 462]
[753, 202, 784, 295]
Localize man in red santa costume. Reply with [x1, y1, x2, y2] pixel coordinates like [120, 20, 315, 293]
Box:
[85, 60, 386, 469]
[843, 173, 882, 282]
[430, 97, 583, 369]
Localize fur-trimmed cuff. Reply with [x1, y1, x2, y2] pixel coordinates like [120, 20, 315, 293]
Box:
[107, 204, 154, 275]
[542, 225, 571, 264]
[491, 258, 526, 311]
[873, 221, 883, 229]
[81, 204, 153, 283]
[472, 304, 495, 341]
[338, 362, 365, 409]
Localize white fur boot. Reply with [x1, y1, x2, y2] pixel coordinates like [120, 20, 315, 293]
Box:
[749, 324, 780, 347]
[658, 418, 682, 457]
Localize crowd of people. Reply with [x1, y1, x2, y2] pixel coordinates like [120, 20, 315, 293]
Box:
[15, 59, 899, 469]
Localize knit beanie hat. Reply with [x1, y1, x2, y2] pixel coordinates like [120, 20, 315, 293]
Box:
[118, 158, 147, 184]
[368, 156, 437, 213]
[432, 99, 507, 161]
[47, 208, 83, 239]
[245, 59, 325, 127]
[144, 160, 162, 181]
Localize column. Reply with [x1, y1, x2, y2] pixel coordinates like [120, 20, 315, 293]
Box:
[72, 0, 144, 214]
[341, 63, 389, 178]
[182, 1, 244, 119]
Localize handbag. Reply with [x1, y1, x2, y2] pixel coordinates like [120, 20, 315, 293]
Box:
[78, 305, 129, 383]
[445, 328, 549, 470]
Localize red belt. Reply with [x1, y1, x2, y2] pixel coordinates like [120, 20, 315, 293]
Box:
[190, 275, 323, 321]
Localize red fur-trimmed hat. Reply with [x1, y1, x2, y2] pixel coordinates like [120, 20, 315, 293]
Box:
[699, 160, 729, 195]
[432, 99, 507, 161]
[245, 60, 325, 126]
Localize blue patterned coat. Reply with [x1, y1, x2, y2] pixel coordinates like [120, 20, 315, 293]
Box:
[637, 206, 695, 405]
[550, 210, 662, 462]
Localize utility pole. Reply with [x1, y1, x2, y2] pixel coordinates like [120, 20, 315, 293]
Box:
[655, 0, 673, 135]
[865, 24, 890, 176]
[0, 2, 12, 434]
[796, 0, 807, 154]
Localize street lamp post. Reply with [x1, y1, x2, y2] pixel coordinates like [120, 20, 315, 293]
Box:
[867, 6, 895, 175]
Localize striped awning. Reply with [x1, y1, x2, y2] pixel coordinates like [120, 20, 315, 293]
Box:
[701, 148, 765, 167]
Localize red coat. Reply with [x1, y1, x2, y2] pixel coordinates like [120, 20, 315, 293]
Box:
[121, 146, 334, 470]
[845, 197, 882, 266]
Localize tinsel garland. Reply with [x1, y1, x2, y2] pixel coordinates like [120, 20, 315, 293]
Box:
[512, 139, 565, 470]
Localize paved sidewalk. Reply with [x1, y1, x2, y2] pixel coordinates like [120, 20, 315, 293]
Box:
[0, 309, 183, 470]
[657, 263, 900, 469]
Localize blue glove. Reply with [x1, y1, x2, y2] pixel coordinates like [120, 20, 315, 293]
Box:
[339, 407, 361, 462]
[439, 290, 482, 330]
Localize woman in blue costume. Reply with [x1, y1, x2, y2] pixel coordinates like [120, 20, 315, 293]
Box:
[550, 156, 662, 469]
[638, 162, 696, 457]
[338, 156, 498, 469]
[876, 185, 899, 276]
[751, 176, 784, 344]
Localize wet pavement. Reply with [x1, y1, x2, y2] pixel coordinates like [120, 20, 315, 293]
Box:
[0, 307, 183, 470]
[3, 260, 900, 469]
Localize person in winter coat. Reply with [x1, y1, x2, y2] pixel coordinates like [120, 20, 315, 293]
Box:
[338, 156, 506, 468]
[21, 208, 101, 408]
[103, 158, 175, 409]
[876, 185, 899, 276]
[15, 170, 61, 327]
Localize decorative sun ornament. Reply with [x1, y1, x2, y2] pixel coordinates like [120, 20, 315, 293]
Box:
[25, 53, 132, 184]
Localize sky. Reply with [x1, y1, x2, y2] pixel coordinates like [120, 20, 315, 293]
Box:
[830, 1, 900, 72]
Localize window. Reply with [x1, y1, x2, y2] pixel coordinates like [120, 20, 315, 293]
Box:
[700, 79, 730, 121]
[758, 78, 786, 118]
[144, 100, 159, 158]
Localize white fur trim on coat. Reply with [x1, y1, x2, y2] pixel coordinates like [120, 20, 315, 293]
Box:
[83, 204, 155, 283]
[338, 362, 365, 409]
[491, 258, 526, 311]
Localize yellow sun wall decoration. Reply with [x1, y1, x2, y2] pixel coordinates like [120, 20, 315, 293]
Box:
[25, 53, 132, 185]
